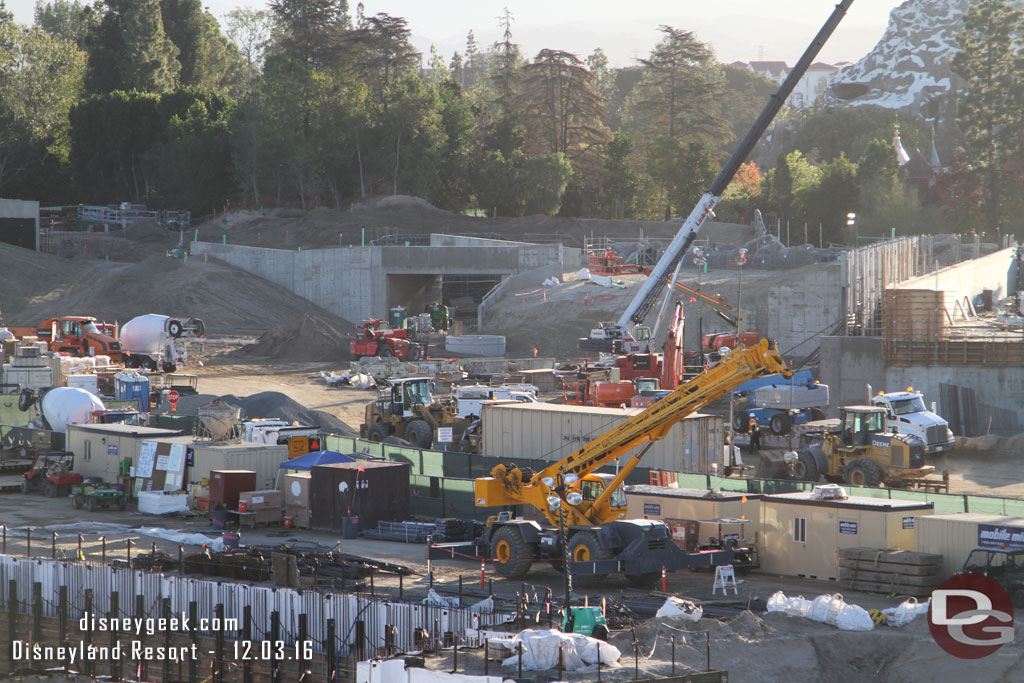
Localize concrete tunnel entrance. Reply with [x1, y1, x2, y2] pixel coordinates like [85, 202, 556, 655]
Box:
[385, 273, 504, 321]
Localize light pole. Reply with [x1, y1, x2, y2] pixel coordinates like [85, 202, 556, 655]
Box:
[846, 212, 856, 245]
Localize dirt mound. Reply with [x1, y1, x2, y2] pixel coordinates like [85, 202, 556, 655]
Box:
[0, 245, 350, 336]
[946, 432, 1024, 458]
[195, 195, 754, 250]
[241, 314, 352, 361]
[218, 391, 354, 435]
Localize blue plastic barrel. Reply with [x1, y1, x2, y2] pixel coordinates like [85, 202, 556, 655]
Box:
[342, 516, 360, 539]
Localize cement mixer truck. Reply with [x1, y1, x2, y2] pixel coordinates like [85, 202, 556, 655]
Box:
[119, 314, 205, 373]
[2, 387, 144, 456]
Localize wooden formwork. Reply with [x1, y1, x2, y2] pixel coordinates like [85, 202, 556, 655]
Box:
[883, 339, 1024, 368]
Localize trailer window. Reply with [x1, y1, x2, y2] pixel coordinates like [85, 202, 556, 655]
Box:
[793, 517, 806, 543]
[83, 440, 91, 461]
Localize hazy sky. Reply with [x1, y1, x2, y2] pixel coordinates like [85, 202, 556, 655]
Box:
[5, 0, 909, 64]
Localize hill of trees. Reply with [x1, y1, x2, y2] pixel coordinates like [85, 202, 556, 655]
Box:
[1, 0, 1020, 239]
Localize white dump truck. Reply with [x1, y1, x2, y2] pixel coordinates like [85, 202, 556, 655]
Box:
[119, 314, 205, 373]
[871, 388, 955, 454]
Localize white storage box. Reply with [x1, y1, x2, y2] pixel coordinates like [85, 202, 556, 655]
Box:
[138, 491, 189, 515]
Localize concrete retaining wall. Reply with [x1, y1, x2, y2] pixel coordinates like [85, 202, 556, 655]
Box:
[884, 366, 1023, 436]
[191, 239, 572, 325]
[894, 247, 1016, 302]
[0, 198, 40, 251]
[749, 262, 844, 358]
[819, 336, 885, 413]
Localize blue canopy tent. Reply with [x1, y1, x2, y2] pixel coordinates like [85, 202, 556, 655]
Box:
[275, 450, 356, 486]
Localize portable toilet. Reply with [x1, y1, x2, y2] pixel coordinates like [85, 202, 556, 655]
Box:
[389, 306, 407, 329]
[114, 371, 151, 412]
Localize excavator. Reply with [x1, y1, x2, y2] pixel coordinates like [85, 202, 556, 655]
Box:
[472, 339, 789, 583]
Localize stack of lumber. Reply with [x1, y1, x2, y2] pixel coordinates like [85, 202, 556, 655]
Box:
[838, 547, 945, 597]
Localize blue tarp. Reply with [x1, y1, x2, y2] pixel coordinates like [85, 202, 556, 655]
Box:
[278, 450, 356, 470]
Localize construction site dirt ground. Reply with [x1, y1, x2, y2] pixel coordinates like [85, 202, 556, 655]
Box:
[189, 342, 1024, 500]
[0, 493, 1017, 683]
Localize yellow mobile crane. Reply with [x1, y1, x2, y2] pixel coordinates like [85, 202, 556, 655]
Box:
[473, 339, 789, 583]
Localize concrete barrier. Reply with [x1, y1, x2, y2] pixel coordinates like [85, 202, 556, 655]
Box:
[445, 334, 506, 357]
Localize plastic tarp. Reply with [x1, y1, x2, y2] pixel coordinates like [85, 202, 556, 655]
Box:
[542, 277, 560, 287]
[655, 597, 703, 621]
[135, 527, 226, 552]
[278, 450, 356, 470]
[499, 629, 620, 672]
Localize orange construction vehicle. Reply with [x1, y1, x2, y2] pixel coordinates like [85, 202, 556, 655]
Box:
[8, 317, 123, 361]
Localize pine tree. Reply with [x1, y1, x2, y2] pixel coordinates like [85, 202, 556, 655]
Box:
[951, 0, 1024, 232]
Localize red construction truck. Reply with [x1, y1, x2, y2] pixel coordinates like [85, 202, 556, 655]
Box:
[8, 317, 123, 361]
[350, 318, 425, 361]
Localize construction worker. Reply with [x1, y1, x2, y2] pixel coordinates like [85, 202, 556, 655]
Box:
[748, 415, 761, 453]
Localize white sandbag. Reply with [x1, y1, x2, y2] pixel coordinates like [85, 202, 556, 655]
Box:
[542, 276, 560, 287]
[471, 596, 494, 614]
[589, 274, 614, 288]
[882, 597, 930, 627]
[766, 591, 812, 618]
[656, 597, 703, 622]
[424, 589, 460, 607]
[576, 268, 591, 280]
[835, 603, 874, 631]
[809, 594, 845, 625]
[500, 629, 620, 672]
[351, 373, 376, 389]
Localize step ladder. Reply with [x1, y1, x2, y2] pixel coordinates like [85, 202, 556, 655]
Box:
[712, 565, 738, 596]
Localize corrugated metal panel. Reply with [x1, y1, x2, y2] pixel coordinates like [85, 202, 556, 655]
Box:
[916, 514, 1024, 578]
[193, 443, 288, 490]
[480, 403, 723, 473]
[0, 557, 514, 655]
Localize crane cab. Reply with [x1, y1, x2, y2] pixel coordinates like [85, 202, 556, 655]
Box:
[579, 473, 628, 521]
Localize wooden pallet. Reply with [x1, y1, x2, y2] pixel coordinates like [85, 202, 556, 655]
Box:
[837, 547, 943, 565]
[838, 568, 943, 587]
[840, 558, 940, 576]
[838, 547, 944, 597]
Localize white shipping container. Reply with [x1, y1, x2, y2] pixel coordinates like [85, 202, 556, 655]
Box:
[479, 402, 723, 472]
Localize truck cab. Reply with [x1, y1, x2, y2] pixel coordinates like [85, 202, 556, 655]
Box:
[13, 316, 123, 361]
[453, 385, 537, 419]
[871, 389, 955, 454]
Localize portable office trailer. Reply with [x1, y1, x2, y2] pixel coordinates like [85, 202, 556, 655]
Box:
[64, 424, 287, 490]
[189, 442, 288, 491]
[480, 402, 723, 472]
[916, 514, 1024, 579]
[624, 485, 762, 547]
[310, 461, 410, 532]
[65, 424, 183, 479]
[761, 491, 932, 580]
